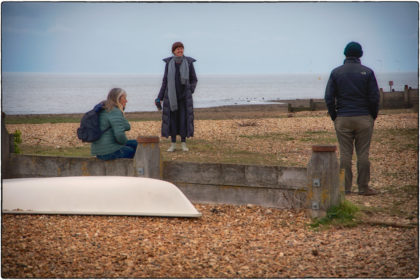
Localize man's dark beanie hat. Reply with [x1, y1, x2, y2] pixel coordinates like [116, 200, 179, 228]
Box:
[344, 42, 363, 58]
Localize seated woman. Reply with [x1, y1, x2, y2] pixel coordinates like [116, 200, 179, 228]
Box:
[91, 88, 138, 160]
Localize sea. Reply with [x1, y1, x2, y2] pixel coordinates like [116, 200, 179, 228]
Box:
[2, 72, 418, 115]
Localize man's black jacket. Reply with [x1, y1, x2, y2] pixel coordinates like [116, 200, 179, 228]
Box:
[325, 57, 380, 121]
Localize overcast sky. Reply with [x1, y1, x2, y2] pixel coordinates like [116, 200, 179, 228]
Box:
[2, 1, 418, 74]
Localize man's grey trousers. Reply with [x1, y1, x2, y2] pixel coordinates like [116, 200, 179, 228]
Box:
[334, 115, 374, 193]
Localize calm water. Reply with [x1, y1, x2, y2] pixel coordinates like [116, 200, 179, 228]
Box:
[2, 72, 418, 115]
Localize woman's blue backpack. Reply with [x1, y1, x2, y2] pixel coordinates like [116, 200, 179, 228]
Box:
[77, 102, 110, 142]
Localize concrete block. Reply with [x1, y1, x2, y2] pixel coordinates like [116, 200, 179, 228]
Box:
[244, 165, 278, 187]
[176, 183, 307, 209]
[278, 167, 308, 189]
[163, 161, 307, 190]
[5, 154, 135, 178]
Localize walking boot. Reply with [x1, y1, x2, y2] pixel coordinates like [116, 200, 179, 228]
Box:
[167, 143, 176, 152]
[358, 188, 378, 196]
[181, 142, 189, 152]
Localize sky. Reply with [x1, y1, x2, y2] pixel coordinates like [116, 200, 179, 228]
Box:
[1, 1, 419, 75]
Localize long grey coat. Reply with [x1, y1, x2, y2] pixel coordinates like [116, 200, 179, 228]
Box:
[157, 56, 198, 138]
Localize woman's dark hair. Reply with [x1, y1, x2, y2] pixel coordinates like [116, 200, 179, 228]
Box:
[172, 42, 184, 53]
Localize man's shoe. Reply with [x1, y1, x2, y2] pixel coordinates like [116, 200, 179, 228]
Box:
[358, 188, 379, 196]
[167, 143, 176, 152]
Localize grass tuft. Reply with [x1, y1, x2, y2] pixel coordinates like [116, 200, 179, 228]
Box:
[310, 200, 360, 229]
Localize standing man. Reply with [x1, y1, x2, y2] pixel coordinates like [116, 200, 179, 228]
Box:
[325, 42, 380, 196]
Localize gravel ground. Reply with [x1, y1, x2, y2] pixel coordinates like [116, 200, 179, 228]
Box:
[3, 109, 419, 278]
[2, 205, 418, 278]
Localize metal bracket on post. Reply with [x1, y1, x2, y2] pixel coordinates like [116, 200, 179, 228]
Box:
[306, 145, 340, 218]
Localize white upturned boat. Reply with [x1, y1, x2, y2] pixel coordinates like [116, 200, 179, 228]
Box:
[2, 176, 201, 217]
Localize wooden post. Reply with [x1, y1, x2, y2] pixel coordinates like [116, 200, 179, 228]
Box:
[2, 112, 11, 175]
[134, 136, 161, 179]
[306, 145, 344, 218]
[9, 134, 15, 153]
[379, 88, 384, 109]
[404, 85, 410, 108]
[309, 99, 314, 111]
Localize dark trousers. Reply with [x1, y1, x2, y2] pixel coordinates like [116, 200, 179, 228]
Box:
[334, 115, 374, 192]
[96, 140, 138, 161]
[170, 99, 187, 143]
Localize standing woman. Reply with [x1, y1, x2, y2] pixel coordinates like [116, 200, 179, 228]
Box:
[156, 42, 198, 152]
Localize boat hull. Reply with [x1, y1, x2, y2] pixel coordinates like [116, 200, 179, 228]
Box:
[2, 176, 201, 217]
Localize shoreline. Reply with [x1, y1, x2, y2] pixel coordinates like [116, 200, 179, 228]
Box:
[3, 98, 324, 121]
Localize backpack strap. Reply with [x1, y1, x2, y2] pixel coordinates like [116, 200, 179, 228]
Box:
[102, 126, 111, 134]
[95, 102, 112, 134]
